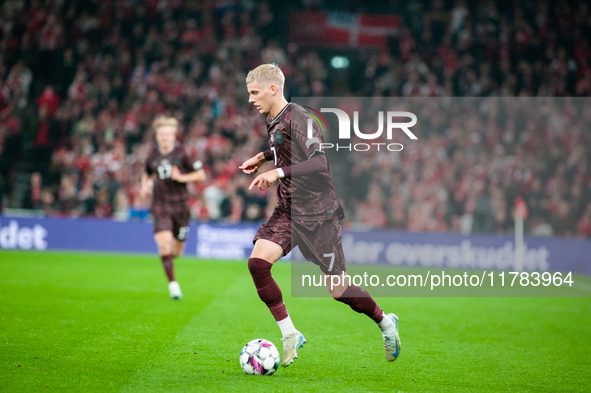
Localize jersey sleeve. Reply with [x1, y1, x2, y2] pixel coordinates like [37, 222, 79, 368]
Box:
[291, 110, 325, 159]
[181, 150, 203, 173]
[263, 150, 274, 161]
[280, 153, 327, 178]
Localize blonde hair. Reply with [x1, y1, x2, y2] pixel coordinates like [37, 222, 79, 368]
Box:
[152, 116, 179, 133]
[245, 63, 285, 90]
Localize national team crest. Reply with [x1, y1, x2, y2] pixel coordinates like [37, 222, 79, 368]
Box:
[275, 130, 284, 145]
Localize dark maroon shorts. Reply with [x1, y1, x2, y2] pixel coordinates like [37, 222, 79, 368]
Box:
[153, 209, 190, 241]
[253, 208, 346, 275]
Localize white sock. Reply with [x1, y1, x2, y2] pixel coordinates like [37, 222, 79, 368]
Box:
[277, 315, 297, 337]
[377, 312, 394, 332]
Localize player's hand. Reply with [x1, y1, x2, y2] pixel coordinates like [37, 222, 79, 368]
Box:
[249, 169, 280, 191]
[140, 180, 153, 198]
[170, 166, 183, 182]
[139, 187, 149, 199]
[239, 155, 265, 174]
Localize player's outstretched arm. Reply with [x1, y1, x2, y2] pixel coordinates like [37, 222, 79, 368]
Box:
[249, 169, 280, 191]
[247, 153, 328, 191]
[239, 151, 272, 174]
[170, 167, 206, 183]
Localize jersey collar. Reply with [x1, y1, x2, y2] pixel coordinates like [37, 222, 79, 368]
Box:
[269, 102, 291, 125]
[158, 141, 177, 156]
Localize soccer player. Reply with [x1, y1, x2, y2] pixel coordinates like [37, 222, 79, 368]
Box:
[240, 64, 401, 367]
[141, 117, 206, 299]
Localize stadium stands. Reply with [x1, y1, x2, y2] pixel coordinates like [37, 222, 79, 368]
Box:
[0, 0, 589, 237]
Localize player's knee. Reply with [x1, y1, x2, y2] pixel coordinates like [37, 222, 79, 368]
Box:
[250, 240, 284, 263]
[157, 241, 172, 255]
[154, 233, 173, 252]
[328, 289, 341, 299]
[173, 244, 185, 257]
[327, 285, 347, 299]
[248, 257, 272, 277]
[327, 279, 349, 298]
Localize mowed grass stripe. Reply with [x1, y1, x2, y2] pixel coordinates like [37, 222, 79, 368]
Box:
[0, 251, 239, 392]
[123, 259, 591, 392]
[1, 251, 590, 392]
[121, 263, 269, 392]
[121, 260, 405, 393]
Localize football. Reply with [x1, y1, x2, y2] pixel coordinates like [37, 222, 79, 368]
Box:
[239, 339, 280, 375]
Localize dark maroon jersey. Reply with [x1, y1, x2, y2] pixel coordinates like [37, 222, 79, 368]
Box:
[145, 143, 202, 214]
[266, 102, 343, 219]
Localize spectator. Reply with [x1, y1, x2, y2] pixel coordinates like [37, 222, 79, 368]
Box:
[36, 86, 60, 117]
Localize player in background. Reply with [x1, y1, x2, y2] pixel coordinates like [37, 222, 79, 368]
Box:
[141, 117, 206, 300]
[240, 64, 401, 367]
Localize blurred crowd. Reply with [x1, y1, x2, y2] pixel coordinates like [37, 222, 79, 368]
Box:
[0, 0, 589, 237]
[335, 97, 591, 239]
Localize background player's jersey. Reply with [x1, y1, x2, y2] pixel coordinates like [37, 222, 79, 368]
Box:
[145, 143, 202, 213]
[266, 102, 343, 219]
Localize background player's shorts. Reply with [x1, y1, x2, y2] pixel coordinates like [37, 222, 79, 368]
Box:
[153, 209, 190, 241]
[253, 208, 346, 275]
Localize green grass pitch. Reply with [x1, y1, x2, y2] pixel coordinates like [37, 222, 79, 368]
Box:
[1, 250, 590, 392]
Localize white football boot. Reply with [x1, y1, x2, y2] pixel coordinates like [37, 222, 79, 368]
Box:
[382, 313, 401, 362]
[168, 281, 183, 300]
[280, 331, 306, 367]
